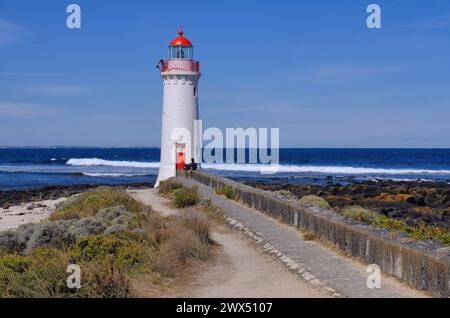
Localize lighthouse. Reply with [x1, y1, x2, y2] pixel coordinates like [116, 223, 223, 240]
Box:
[155, 29, 201, 187]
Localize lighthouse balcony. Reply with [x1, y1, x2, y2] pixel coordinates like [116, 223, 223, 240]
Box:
[162, 59, 200, 74]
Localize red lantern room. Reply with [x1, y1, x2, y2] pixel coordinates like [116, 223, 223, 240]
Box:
[161, 29, 200, 73]
[169, 30, 193, 60]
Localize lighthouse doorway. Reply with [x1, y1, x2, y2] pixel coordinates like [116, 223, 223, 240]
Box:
[175, 143, 186, 171]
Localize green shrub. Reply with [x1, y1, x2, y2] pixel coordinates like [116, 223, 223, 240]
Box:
[158, 179, 183, 194]
[299, 195, 330, 209]
[172, 186, 200, 208]
[341, 206, 376, 222]
[51, 187, 150, 221]
[0, 248, 72, 298]
[215, 186, 236, 200]
[71, 233, 156, 271]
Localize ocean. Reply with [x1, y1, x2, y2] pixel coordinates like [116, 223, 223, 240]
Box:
[0, 148, 449, 191]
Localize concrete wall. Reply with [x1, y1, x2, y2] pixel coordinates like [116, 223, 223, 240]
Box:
[191, 171, 450, 297]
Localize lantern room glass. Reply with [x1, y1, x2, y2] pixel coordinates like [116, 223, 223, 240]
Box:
[169, 46, 193, 60]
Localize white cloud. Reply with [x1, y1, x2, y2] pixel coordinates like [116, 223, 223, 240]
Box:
[0, 18, 30, 47]
[0, 102, 58, 118]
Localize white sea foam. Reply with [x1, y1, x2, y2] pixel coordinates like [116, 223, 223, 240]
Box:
[65, 158, 450, 175]
[82, 172, 150, 177]
[202, 163, 450, 175]
[66, 158, 160, 168]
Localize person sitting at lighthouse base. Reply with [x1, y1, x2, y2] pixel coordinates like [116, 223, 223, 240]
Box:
[184, 158, 198, 178]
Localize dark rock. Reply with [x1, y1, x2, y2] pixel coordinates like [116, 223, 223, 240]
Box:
[405, 196, 417, 205]
[387, 210, 403, 218]
[417, 196, 426, 206]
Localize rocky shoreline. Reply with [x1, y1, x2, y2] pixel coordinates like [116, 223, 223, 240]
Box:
[0, 182, 153, 209]
[245, 180, 450, 230]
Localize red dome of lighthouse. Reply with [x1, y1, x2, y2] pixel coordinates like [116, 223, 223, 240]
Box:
[169, 30, 193, 47]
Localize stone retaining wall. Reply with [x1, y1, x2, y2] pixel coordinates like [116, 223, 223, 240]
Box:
[191, 171, 450, 297]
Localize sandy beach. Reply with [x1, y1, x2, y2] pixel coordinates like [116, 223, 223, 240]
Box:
[0, 198, 65, 232]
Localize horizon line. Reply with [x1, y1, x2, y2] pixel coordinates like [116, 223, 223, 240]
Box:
[1, 146, 450, 150]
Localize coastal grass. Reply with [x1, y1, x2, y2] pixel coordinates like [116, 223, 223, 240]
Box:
[340, 205, 450, 246]
[157, 179, 200, 208]
[158, 179, 183, 195]
[0, 187, 212, 298]
[303, 232, 317, 241]
[215, 185, 236, 200]
[172, 186, 200, 208]
[299, 195, 330, 210]
[201, 199, 225, 222]
[50, 186, 150, 221]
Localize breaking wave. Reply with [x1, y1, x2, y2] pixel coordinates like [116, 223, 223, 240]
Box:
[82, 172, 151, 177]
[66, 158, 159, 168]
[65, 158, 450, 175]
[202, 163, 450, 175]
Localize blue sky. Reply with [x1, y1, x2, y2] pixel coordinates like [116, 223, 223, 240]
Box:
[0, 0, 449, 147]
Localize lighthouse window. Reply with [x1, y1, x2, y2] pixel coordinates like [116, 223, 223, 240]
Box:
[193, 86, 197, 96]
[177, 48, 185, 59]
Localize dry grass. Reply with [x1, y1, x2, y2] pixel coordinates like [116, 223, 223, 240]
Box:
[178, 211, 211, 244]
[303, 232, 317, 241]
[201, 199, 225, 222]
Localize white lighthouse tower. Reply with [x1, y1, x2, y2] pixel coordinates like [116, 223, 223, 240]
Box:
[155, 29, 201, 187]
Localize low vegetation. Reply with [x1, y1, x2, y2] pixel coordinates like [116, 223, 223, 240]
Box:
[201, 199, 225, 222]
[158, 180, 182, 195]
[340, 205, 450, 246]
[302, 232, 316, 241]
[299, 195, 330, 209]
[215, 185, 236, 200]
[157, 179, 200, 208]
[50, 186, 150, 221]
[0, 186, 212, 298]
[341, 205, 376, 223]
[173, 186, 200, 208]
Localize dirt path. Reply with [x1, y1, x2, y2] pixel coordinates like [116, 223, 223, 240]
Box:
[128, 188, 330, 298]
